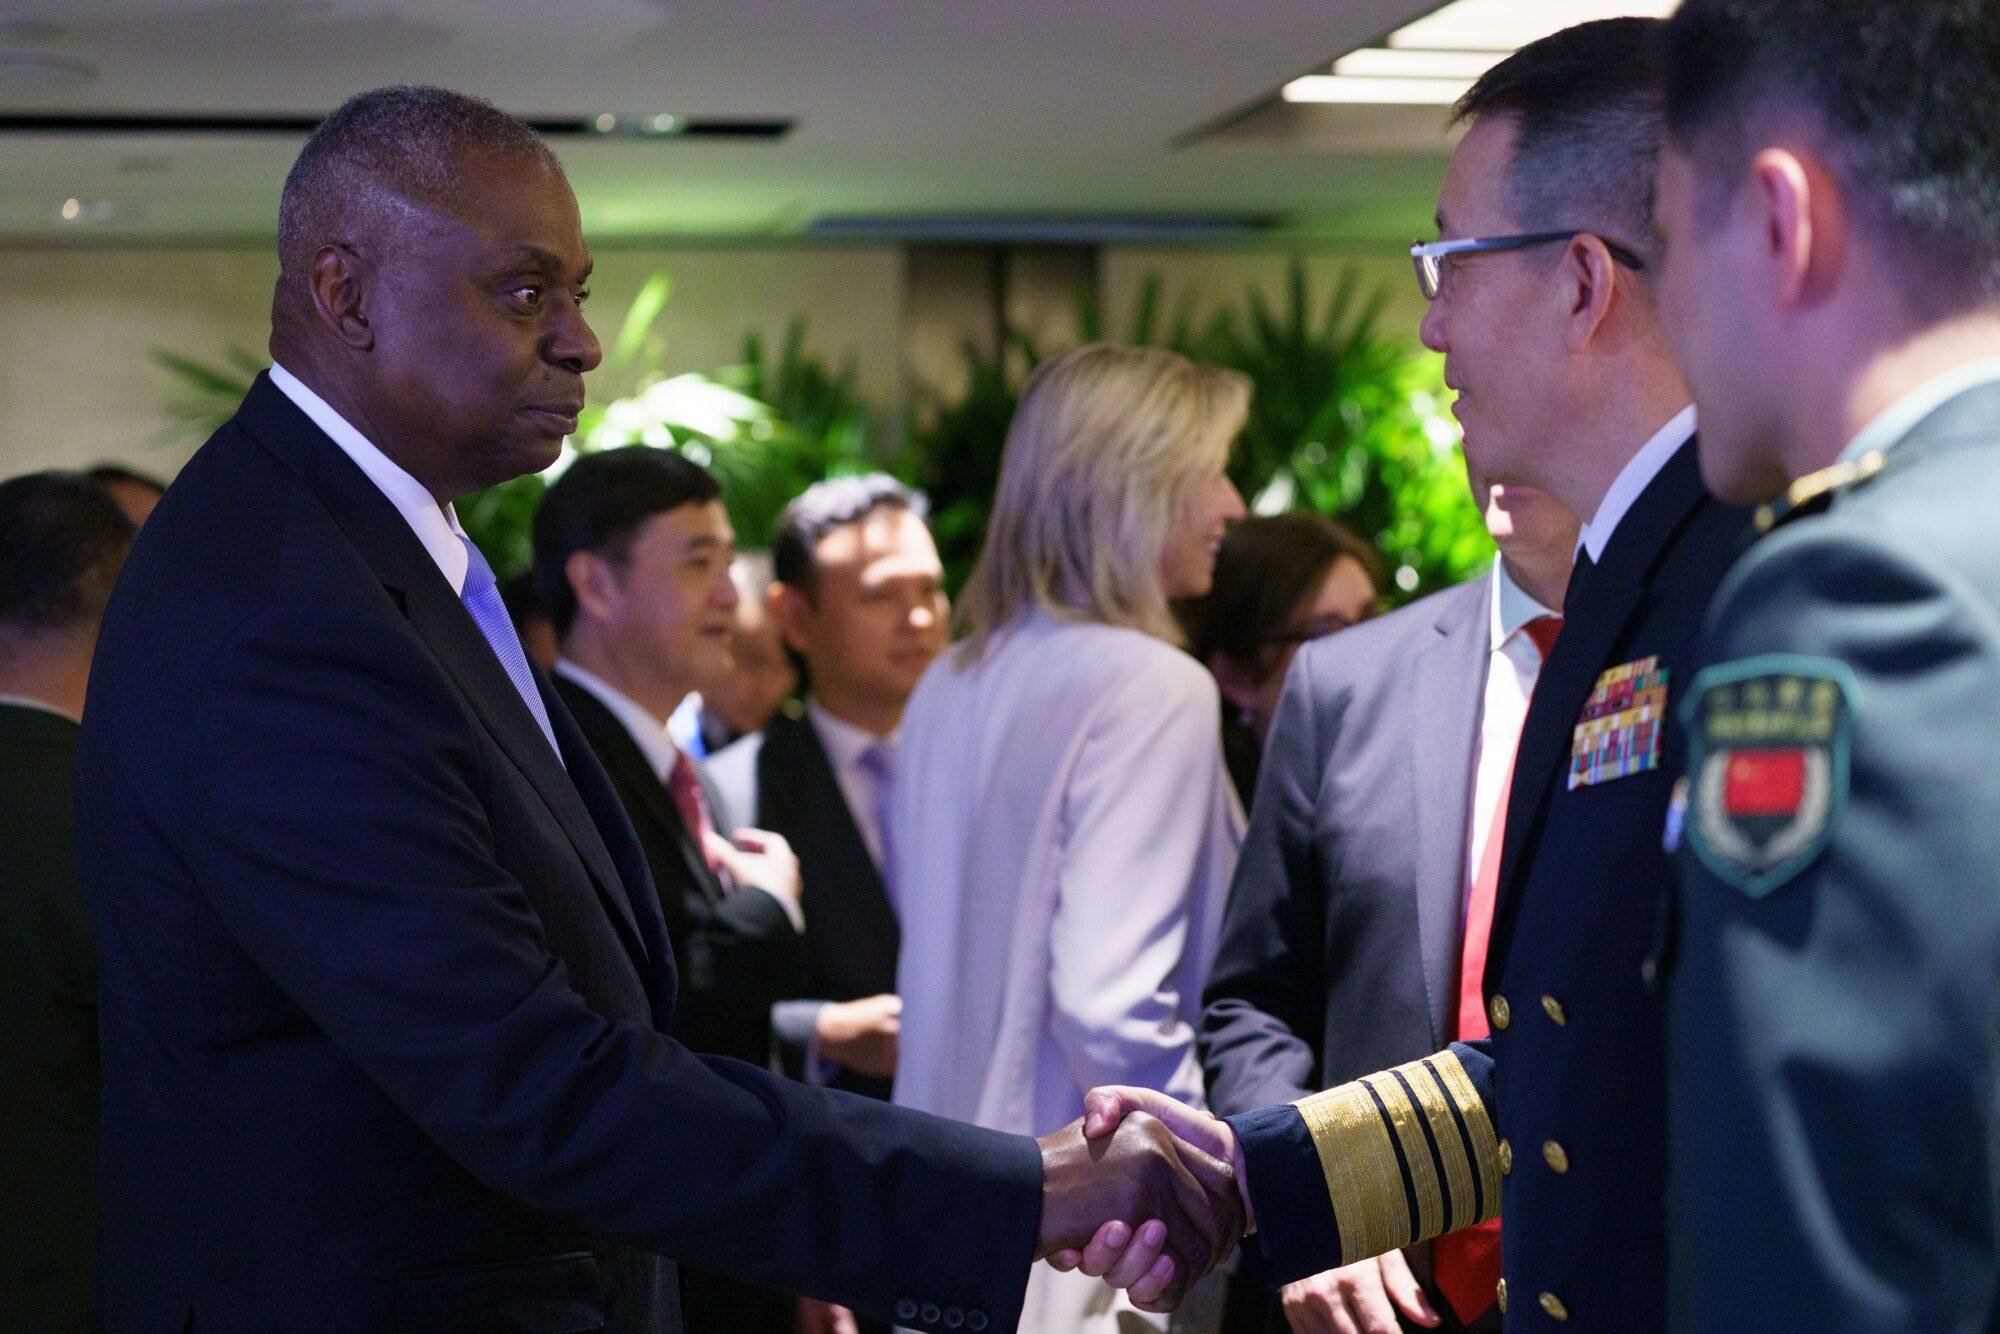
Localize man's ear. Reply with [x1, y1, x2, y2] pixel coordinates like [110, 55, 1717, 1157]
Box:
[309, 243, 375, 350]
[1750, 146, 1841, 314]
[1562, 234, 1621, 352]
[769, 580, 812, 656]
[565, 550, 623, 627]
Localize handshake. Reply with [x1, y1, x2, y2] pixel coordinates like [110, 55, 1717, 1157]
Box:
[1033, 1087, 1256, 1312]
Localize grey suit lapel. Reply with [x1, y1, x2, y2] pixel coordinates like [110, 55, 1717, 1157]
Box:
[1407, 576, 1492, 1047]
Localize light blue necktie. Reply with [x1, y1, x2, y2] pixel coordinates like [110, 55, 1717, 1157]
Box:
[457, 534, 562, 763]
[858, 738, 896, 906]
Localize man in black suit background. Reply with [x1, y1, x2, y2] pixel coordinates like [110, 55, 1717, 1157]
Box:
[710, 474, 942, 1105]
[77, 85, 1242, 1334]
[1199, 475, 1575, 1334]
[0, 472, 134, 1333]
[533, 447, 813, 1330]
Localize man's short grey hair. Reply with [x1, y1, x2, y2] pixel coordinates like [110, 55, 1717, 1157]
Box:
[1452, 17, 1668, 269]
[276, 85, 559, 284]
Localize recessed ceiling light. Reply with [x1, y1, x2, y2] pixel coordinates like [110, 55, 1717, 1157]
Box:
[1387, 0, 1676, 53]
[1283, 75, 1473, 105]
[0, 50, 97, 89]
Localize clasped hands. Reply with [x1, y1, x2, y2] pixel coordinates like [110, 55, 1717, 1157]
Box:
[1034, 1086, 1254, 1312]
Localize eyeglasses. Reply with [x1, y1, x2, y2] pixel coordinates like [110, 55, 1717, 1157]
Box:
[1410, 230, 1647, 300]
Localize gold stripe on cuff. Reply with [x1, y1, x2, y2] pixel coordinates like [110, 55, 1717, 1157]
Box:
[1405, 1061, 1481, 1232]
[1295, 1079, 1410, 1266]
[1293, 1051, 1502, 1266]
[1431, 1052, 1503, 1223]
[1361, 1071, 1445, 1244]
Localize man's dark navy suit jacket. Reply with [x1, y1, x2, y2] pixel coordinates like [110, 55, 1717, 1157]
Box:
[75, 374, 1041, 1334]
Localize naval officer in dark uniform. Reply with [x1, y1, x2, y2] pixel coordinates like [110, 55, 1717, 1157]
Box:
[1651, 2, 2000, 1329]
[1064, 19, 1754, 1331]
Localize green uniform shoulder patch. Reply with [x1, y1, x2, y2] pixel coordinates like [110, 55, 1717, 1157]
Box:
[1681, 655, 1856, 897]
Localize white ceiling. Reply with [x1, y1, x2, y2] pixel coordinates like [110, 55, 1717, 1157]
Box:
[0, 0, 1456, 244]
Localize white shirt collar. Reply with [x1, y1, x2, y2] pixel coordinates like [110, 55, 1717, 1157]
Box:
[268, 362, 470, 594]
[553, 658, 684, 783]
[0, 692, 79, 724]
[1575, 404, 1698, 564]
[1840, 356, 2000, 465]
[806, 697, 893, 770]
[1488, 554, 1559, 652]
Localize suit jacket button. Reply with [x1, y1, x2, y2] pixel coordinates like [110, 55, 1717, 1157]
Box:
[968, 1313, 989, 1331]
[1497, 1138, 1513, 1174]
[1540, 994, 1567, 1026]
[1488, 995, 1511, 1030]
[1496, 1279, 1508, 1313]
[922, 1304, 942, 1324]
[944, 1308, 965, 1328]
[1539, 1291, 1570, 1321]
[896, 1299, 919, 1321]
[1543, 1140, 1570, 1173]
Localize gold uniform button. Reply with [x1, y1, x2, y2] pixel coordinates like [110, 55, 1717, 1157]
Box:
[1539, 1292, 1570, 1321]
[1543, 1140, 1570, 1173]
[1496, 1279, 1508, 1313]
[1488, 995, 1511, 1030]
[1497, 1139, 1513, 1174]
[1541, 994, 1567, 1026]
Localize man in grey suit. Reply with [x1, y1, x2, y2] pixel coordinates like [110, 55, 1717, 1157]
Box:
[1200, 475, 1574, 1334]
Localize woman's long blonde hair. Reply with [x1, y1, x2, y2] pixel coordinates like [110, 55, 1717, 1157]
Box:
[955, 342, 1250, 661]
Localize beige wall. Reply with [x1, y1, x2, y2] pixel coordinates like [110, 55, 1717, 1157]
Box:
[0, 243, 906, 480]
[0, 240, 1426, 482]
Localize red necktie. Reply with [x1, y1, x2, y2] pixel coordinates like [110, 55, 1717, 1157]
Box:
[1432, 613, 1561, 1324]
[667, 749, 720, 872]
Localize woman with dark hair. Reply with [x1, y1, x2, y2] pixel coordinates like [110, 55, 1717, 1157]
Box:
[1182, 512, 1381, 803]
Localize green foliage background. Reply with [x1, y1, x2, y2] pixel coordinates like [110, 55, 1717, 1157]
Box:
[155, 258, 1490, 600]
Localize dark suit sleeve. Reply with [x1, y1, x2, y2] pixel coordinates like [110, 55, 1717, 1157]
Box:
[1668, 526, 2000, 1333]
[1200, 646, 1330, 1116]
[180, 606, 1040, 1328]
[669, 877, 808, 1062]
[1226, 1039, 1496, 1286]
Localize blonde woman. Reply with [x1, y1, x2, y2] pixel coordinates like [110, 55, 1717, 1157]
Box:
[891, 344, 1248, 1333]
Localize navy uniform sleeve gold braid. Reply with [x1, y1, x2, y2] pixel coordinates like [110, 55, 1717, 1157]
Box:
[1226, 1040, 1497, 1285]
[1666, 388, 2000, 1333]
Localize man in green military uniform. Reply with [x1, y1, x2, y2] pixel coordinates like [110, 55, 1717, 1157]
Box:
[1651, 1, 2000, 1328]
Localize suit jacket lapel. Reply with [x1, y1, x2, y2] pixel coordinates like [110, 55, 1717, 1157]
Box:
[771, 715, 899, 944]
[237, 373, 647, 960]
[1408, 578, 1491, 1048]
[1493, 436, 1711, 935]
[558, 676, 725, 909]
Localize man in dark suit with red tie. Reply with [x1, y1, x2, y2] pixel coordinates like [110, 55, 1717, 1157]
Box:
[535, 447, 813, 1329]
[77, 85, 1243, 1334]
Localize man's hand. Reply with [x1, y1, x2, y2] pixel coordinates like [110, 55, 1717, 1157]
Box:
[1078, 1085, 1254, 1233]
[1036, 1110, 1244, 1313]
[795, 1296, 859, 1334]
[707, 827, 802, 906]
[1281, 1252, 1440, 1334]
[814, 994, 901, 1079]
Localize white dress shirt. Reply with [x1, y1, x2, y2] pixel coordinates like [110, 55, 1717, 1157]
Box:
[1464, 557, 1563, 901]
[1576, 404, 1698, 564]
[554, 658, 803, 931]
[805, 698, 894, 871]
[268, 363, 470, 593]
